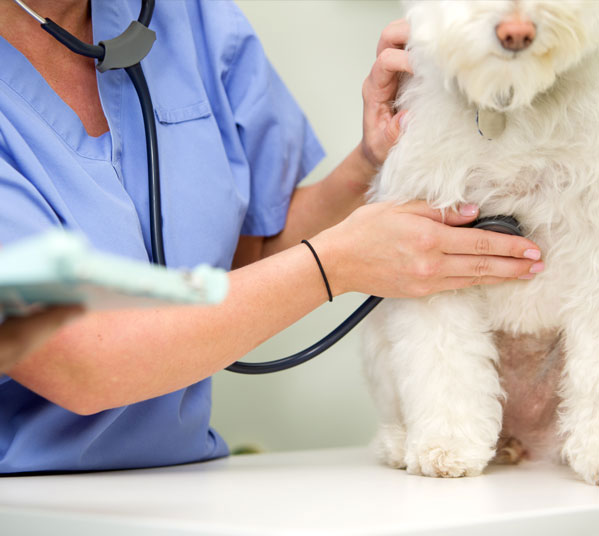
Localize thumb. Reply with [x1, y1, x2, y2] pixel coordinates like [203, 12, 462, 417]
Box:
[443, 204, 481, 226]
[385, 110, 408, 145]
[400, 201, 480, 226]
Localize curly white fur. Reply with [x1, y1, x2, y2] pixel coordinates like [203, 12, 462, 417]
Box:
[364, 0, 599, 484]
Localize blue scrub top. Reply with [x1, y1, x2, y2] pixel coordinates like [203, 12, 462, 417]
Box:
[0, 0, 324, 473]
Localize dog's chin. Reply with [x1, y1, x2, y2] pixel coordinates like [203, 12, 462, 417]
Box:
[490, 86, 516, 112]
[455, 69, 557, 113]
[444, 52, 565, 113]
[474, 87, 523, 113]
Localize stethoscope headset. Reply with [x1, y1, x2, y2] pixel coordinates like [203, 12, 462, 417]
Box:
[13, 0, 523, 375]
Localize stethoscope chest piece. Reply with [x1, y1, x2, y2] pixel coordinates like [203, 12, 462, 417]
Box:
[471, 215, 523, 236]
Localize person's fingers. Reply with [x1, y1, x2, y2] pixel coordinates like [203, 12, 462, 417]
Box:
[376, 19, 410, 56]
[395, 201, 480, 225]
[369, 48, 413, 92]
[439, 225, 542, 259]
[384, 110, 408, 146]
[439, 254, 540, 279]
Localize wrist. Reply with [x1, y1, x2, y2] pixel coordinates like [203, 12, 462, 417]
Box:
[301, 240, 333, 302]
[330, 145, 379, 208]
[309, 227, 348, 298]
[356, 142, 381, 177]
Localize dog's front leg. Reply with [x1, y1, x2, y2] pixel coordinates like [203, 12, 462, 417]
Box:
[560, 314, 599, 485]
[388, 291, 503, 477]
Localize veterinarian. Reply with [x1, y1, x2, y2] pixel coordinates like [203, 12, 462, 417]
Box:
[0, 1, 543, 473]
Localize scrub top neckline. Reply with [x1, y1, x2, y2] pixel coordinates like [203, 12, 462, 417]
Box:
[0, 13, 116, 161]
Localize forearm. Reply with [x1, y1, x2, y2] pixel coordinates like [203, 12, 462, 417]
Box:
[7, 242, 333, 415]
[262, 145, 377, 256]
[6, 199, 542, 415]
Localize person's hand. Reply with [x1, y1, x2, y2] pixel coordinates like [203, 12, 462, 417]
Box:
[312, 201, 543, 299]
[0, 306, 83, 373]
[360, 19, 412, 170]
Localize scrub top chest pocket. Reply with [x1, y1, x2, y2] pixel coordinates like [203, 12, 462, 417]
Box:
[155, 101, 212, 124]
[143, 99, 251, 271]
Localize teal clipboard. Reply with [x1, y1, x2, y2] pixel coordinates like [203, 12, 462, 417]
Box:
[0, 231, 229, 316]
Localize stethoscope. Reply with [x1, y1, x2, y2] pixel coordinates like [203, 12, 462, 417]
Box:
[13, 0, 523, 375]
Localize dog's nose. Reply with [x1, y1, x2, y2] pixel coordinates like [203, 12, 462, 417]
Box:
[496, 17, 536, 51]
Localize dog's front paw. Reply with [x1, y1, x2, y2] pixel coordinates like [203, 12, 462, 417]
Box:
[405, 439, 494, 478]
[563, 434, 599, 485]
[373, 424, 407, 469]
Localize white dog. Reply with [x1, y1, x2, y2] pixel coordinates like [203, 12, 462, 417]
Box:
[364, 0, 599, 484]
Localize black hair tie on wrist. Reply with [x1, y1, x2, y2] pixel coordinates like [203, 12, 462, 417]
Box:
[301, 240, 333, 302]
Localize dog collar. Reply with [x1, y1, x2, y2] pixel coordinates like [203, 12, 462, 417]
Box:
[476, 109, 506, 140]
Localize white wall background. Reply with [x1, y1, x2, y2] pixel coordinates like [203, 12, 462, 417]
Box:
[211, 0, 403, 453]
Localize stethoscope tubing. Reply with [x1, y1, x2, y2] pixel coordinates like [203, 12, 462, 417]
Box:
[225, 295, 384, 374]
[125, 63, 166, 266]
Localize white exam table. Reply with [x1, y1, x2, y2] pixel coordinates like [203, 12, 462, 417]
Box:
[1, 447, 598, 535]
